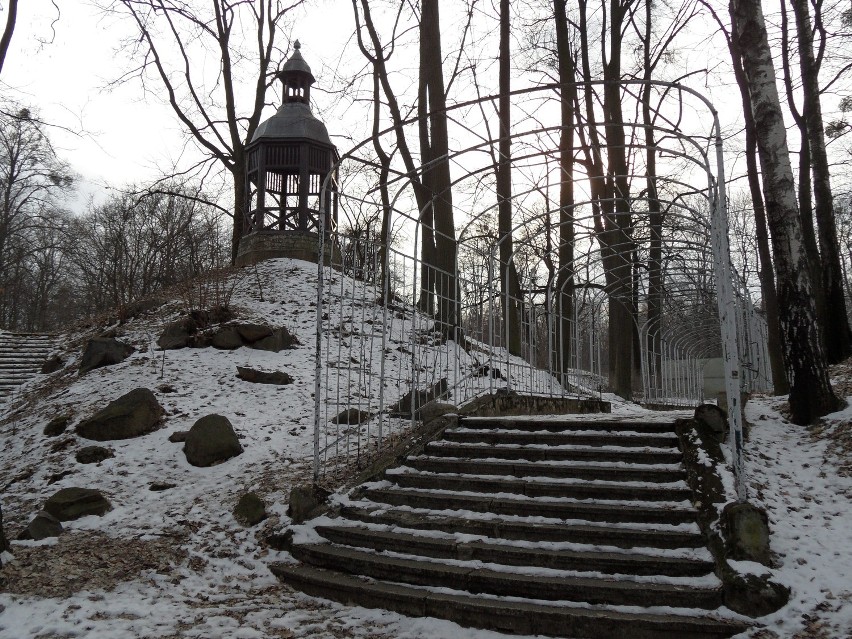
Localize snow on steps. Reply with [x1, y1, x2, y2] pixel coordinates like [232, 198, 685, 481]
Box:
[271, 416, 751, 638]
[0, 332, 57, 402]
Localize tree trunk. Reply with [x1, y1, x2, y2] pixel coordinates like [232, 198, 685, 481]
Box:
[728, 20, 789, 393]
[790, 0, 852, 363]
[420, 0, 457, 334]
[231, 157, 246, 264]
[730, 0, 840, 424]
[553, 0, 576, 382]
[498, 0, 523, 356]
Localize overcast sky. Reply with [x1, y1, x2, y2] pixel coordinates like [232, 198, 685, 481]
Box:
[1, 0, 354, 212]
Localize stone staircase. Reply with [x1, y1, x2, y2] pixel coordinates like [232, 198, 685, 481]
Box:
[271, 415, 751, 638]
[0, 332, 58, 403]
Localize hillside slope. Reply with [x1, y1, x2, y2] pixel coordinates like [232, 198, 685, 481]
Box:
[0, 258, 849, 638]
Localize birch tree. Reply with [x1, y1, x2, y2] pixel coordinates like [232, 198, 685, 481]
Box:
[730, 0, 841, 424]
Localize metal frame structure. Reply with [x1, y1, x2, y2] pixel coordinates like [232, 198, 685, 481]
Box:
[311, 81, 764, 500]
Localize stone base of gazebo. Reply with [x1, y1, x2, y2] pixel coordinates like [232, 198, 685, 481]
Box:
[235, 230, 332, 266]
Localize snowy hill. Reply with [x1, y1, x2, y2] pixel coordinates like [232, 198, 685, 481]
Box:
[0, 258, 850, 638]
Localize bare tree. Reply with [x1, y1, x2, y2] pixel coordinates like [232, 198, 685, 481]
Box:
[730, 0, 841, 424]
[104, 0, 305, 262]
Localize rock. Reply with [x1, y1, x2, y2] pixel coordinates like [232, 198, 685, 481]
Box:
[475, 365, 503, 379]
[0, 503, 8, 555]
[75, 446, 115, 464]
[251, 327, 299, 352]
[695, 403, 728, 442]
[264, 530, 294, 551]
[236, 324, 273, 343]
[287, 483, 331, 524]
[211, 326, 244, 350]
[236, 366, 294, 386]
[233, 492, 267, 526]
[168, 430, 188, 443]
[43, 487, 112, 521]
[76, 388, 164, 441]
[157, 383, 177, 393]
[157, 321, 191, 350]
[388, 378, 449, 417]
[330, 408, 373, 425]
[183, 414, 243, 467]
[18, 511, 63, 541]
[418, 401, 456, 424]
[79, 338, 135, 374]
[44, 414, 72, 437]
[149, 482, 177, 492]
[41, 354, 64, 374]
[723, 571, 790, 617]
[723, 502, 772, 565]
[47, 470, 74, 485]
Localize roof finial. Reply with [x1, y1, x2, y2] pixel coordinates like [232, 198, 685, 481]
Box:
[294, 39, 301, 50]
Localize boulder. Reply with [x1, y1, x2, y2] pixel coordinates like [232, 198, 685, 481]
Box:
[723, 502, 772, 565]
[76, 388, 164, 441]
[211, 326, 244, 350]
[168, 430, 189, 443]
[235, 324, 273, 343]
[233, 492, 267, 526]
[149, 482, 177, 492]
[388, 378, 449, 417]
[723, 571, 790, 617]
[41, 354, 64, 374]
[0, 503, 8, 556]
[695, 403, 728, 442]
[79, 338, 135, 374]
[75, 446, 115, 464]
[18, 511, 63, 541]
[44, 414, 72, 437]
[331, 408, 373, 425]
[183, 414, 243, 467]
[236, 366, 294, 386]
[43, 487, 112, 521]
[157, 321, 191, 350]
[287, 483, 331, 524]
[251, 327, 299, 352]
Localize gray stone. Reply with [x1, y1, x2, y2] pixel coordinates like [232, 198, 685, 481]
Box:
[168, 430, 188, 443]
[41, 354, 64, 374]
[44, 414, 72, 437]
[43, 487, 112, 521]
[18, 510, 63, 541]
[79, 338, 135, 374]
[75, 445, 115, 464]
[183, 414, 243, 467]
[723, 571, 790, 617]
[211, 326, 245, 350]
[236, 366, 294, 386]
[149, 482, 177, 491]
[388, 378, 449, 417]
[723, 502, 772, 565]
[0, 503, 8, 556]
[236, 324, 273, 343]
[251, 327, 299, 352]
[233, 492, 267, 526]
[76, 388, 164, 441]
[330, 408, 373, 425]
[695, 403, 728, 442]
[287, 483, 330, 524]
[157, 322, 191, 350]
[418, 402, 456, 425]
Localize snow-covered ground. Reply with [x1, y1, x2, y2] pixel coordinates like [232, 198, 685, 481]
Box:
[0, 258, 850, 638]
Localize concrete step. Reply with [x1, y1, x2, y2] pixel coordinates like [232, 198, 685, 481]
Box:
[425, 441, 683, 464]
[290, 543, 724, 609]
[460, 417, 678, 434]
[443, 428, 680, 448]
[385, 469, 693, 502]
[339, 504, 705, 549]
[271, 563, 748, 639]
[314, 524, 714, 577]
[360, 486, 697, 524]
[405, 456, 687, 483]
